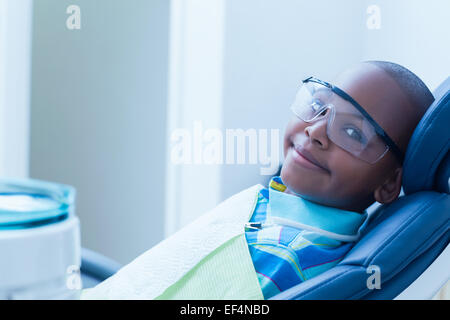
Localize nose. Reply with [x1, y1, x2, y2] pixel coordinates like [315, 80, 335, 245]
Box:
[304, 114, 330, 150]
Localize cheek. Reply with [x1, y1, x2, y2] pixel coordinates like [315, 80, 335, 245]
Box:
[330, 152, 379, 194]
[283, 117, 305, 157]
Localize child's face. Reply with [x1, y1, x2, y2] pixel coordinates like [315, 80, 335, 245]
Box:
[281, 63, 416, 212]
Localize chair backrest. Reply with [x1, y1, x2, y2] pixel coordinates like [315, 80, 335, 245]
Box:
[402, 77, 450, 195]
[273, 77, 450, 300]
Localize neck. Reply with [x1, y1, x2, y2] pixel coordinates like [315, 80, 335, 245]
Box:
[283, 187, 368, 214]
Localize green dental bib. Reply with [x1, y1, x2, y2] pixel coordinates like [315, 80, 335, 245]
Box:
[156, 234, 263, 299]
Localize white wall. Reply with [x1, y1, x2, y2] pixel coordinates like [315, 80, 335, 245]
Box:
[166, 0, 368, 232]
[28, 0, 449, 262]
[220, 0, 367, 200]
[0, 0, 32, 178]
[219, 0, 450, 202]
[165, 0, 225, 236]
[30, 0, 170, 264]
[362, 0, 450, 91]
[166, 0, 450, 232]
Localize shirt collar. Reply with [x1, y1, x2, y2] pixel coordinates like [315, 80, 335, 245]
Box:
[266, 176, 367, 236]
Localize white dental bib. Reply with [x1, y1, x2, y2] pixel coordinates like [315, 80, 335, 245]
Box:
[82, 184, 265, 300]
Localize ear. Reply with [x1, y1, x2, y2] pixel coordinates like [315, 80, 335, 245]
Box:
[374, 167, 403, 204]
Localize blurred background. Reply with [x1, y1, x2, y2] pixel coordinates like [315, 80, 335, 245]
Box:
[0, 0, 449, 265]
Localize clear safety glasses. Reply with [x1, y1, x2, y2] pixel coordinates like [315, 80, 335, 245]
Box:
[290, 77, 404, 164]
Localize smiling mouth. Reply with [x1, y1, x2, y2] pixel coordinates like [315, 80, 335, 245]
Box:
[290, 145, 329, 173]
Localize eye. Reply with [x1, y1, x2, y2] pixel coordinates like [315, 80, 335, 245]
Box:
[344, 127, 366, 143]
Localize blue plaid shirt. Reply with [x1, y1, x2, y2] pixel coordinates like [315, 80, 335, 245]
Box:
[245, 176, 367, 299]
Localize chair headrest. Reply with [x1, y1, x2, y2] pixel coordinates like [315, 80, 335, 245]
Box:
[402, 77, 450, 195]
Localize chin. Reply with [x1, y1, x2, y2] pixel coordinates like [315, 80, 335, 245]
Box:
[280, 164, 310, 196]
[280, 162, 333, 205]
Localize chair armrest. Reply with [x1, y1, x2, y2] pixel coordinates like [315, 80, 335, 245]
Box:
[80, 247, 122, 282]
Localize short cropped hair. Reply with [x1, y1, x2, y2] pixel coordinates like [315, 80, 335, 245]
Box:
[365, 60, 434, 118]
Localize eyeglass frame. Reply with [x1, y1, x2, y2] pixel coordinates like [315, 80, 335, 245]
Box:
[298, 76, 404, 164]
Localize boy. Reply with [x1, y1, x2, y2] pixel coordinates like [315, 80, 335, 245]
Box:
[246, 61, 435, 298]
[82, 61, 434, 300]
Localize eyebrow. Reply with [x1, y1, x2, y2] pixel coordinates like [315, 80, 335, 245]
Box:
[335, 111, 366, 121]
